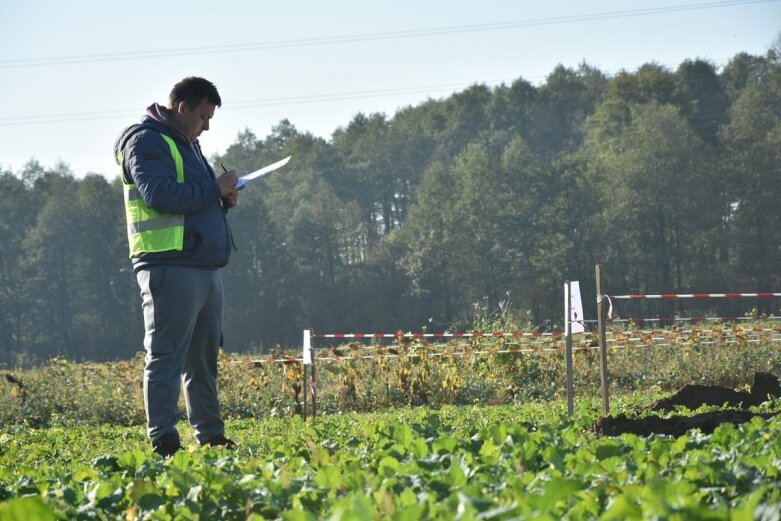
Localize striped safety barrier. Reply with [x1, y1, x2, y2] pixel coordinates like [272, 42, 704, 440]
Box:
[606, 292, 781, 300]
[311, 331, 562, 339]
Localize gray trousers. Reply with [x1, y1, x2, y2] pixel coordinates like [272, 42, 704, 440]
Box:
[136, 265, 225, 444]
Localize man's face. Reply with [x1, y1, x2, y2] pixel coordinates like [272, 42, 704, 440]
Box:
[176, 99, 216, 141]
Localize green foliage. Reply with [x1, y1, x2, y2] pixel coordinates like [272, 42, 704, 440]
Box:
[0, 355, 146, 428]
[587, 101, 724, 293]
[1, 399, 780, 519]
[720, 60, 781, 297]
[2, 51, 781, 361]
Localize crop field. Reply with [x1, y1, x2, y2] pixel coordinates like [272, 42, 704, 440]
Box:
[1, 399, 781, 520]
[1, 330, 780, 519]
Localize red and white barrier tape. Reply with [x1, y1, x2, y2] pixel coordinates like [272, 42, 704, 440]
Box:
[311, 331, 563, 339]
[312, 327, 781, 343]
[577, 329, 781, 343]
[223, 357, 303, 366]
[605, 292, 781, 300]
[586, 315, 781, 323]
[313, 346, 563, 361]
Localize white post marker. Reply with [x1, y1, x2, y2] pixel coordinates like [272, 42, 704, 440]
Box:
[303, 329, 313, 365]
[564, 281, 585, 417]
[568, 281, 585, 334]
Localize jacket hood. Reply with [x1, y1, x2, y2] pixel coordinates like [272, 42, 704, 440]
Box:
[145, 103, 186, 137]
[113, 104, 190, 163]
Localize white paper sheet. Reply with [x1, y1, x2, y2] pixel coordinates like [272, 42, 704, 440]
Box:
[234, 155, 292, 190]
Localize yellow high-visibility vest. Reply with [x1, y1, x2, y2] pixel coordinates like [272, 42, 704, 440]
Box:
[119, 132, 185, 257]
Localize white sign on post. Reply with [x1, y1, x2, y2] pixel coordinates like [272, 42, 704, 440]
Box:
[303, 329, 313, 365]
[566, 281, 586, 334]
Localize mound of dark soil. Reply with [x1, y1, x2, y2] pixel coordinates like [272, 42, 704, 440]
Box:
[650, 372, 781, 412]
[594, 372, 780, 437]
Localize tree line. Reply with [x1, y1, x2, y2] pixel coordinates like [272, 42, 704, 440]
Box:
[1, 49, 780, 365]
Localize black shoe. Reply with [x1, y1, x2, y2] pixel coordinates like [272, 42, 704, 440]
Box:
[203, 434, 236, 449]
[152, 431, 181, 458]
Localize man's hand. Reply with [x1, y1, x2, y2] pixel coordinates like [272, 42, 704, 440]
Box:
[222, 190, 239, 209]
[217, 170, 238, 196]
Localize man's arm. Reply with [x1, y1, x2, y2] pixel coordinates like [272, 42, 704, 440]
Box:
[125, 131, 226, 215]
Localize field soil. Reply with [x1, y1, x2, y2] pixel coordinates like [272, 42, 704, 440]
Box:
[595, 372, 781, 437]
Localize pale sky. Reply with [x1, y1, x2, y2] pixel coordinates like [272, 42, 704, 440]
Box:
[0, 0, 779, 179]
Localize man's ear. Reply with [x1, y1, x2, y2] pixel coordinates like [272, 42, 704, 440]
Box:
[175, 101, 190, 114]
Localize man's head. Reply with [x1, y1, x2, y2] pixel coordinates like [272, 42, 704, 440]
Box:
[168, 77, 222, 142]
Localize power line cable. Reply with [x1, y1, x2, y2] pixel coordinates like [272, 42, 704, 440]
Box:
[0, 0, 775, 69]
[0, 80, 515, 126]
[0, 56, 735, 128]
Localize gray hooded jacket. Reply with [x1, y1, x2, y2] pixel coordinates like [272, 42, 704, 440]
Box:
[114, 104, 233, 271]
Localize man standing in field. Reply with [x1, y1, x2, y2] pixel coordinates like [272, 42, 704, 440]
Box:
[114, 77, 238, 457]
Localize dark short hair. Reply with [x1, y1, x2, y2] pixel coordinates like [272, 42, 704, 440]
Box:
[169, 77, 222, 109]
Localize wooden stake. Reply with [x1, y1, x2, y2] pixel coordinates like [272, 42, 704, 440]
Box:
[311, 363, 317, 419]
[302, 363, 308, 420]
[595, 264, 610, 415]
[565, 281, 574, 417]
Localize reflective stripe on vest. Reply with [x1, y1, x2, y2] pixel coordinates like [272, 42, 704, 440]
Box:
[119, 132, 185, 257]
